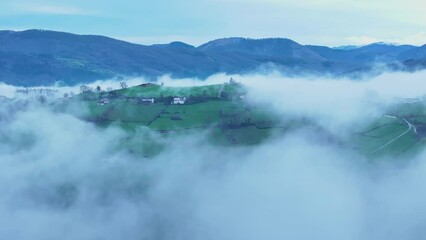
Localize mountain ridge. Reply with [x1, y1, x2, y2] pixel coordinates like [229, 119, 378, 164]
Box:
[1, 29, 425, 86]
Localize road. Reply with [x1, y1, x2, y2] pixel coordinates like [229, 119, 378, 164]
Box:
[370, 115, 417, 154]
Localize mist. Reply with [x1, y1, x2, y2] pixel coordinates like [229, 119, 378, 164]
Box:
[0, 78, 148, 99]
[2, 71, 426, 239]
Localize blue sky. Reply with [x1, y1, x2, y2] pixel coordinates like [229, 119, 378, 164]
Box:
[1, 0, 425, 46]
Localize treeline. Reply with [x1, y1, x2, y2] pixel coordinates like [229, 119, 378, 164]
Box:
[16, 88, 58, 96]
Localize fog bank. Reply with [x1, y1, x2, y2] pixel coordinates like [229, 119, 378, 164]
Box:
[1, 71, 426, 239]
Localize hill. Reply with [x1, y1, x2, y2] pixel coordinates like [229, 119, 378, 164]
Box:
[1, 30, 426, 86]
[48, 81, 426, 158]
[53, 81, 306, 155]
[354, 100, 426, 159]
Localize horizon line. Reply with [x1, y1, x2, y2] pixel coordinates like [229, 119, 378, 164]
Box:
[1, 28, 425, 48]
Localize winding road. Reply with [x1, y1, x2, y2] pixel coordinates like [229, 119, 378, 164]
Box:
[370, 115, 417, 154]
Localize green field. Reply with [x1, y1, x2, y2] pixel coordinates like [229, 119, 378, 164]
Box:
[56, 82, 426, 158]
[353, 100, 426, 159]
[114, 83, 241, 98]
[54, 82, 287, 155]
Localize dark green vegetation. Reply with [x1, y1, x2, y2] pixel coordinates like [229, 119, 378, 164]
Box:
[54, 81, 426, 159]
[56, 81, 300, 156]
[1, 29, 426, 86]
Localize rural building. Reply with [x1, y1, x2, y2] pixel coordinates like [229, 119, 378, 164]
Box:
[140, 97, 155, 104]
[172, 97, 187, 104]
[98, 98, 110, 105]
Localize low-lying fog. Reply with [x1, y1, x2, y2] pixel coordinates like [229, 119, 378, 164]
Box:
[1, 71, 426, 239]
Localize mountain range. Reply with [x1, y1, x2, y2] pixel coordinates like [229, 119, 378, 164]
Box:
[1, 29, 425, 86]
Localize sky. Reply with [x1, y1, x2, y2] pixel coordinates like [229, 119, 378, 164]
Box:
[0, 0, 425, 47]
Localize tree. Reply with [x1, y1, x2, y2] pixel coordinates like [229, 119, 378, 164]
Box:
[38, 95, 47, 104]
[96, 85, 101, 92]
[120, 82, 128, 89]
[63, 93, 69, 98]
[80, 85, 92, 93]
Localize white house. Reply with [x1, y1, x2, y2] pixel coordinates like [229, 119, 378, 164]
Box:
[172, 97, 187, 104]
[239, 94, 247, 100]
[141, 98, 155, 104]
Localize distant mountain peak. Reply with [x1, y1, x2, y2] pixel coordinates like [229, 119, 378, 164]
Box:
[198, 37, 246, 48]
[0, 29, 425, 87]
[198, 37, 298, 51]
[153, 41, 195, 49]
[367, 41, 399, 46]
[332, 45, 361, 50]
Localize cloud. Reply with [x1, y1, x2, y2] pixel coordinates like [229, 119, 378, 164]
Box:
[0, 78, 146, 98]
[2, 71, 426, 239]
[155, 70, 426, 132]
[13, 3, 97, 15]
[0, 83, 20, 98]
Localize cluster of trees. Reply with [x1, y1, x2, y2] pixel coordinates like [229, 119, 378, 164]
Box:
[79, 81, 128, 94]
[16, 88, 58, 96]
[120, 82, 128, 89]
[79, 85, 93, 93]
[62, 92, 76, 98]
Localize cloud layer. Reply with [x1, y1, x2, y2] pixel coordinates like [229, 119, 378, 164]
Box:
[1, 71, 426, 239]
